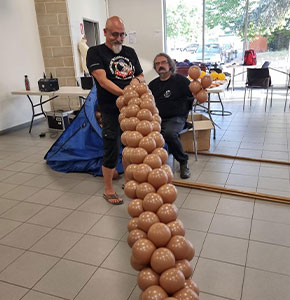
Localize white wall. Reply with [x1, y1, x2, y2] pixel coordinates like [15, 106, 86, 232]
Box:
[107, 0, 164, 82]
[0, 0, 45, 132]
[66, 0, 108, 80]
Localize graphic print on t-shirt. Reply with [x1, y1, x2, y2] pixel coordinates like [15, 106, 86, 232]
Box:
[109, 56, 135, 79]
[164, 90, 171, 98]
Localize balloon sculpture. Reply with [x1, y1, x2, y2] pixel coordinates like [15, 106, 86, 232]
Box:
[117, 77, 200, 300]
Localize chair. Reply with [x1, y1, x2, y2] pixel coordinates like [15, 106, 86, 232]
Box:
[261, 61, 271, 68]
[243, 68, 273, 111]
[284, 73, 290, 111]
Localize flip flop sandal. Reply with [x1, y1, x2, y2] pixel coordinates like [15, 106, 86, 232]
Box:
[103, 193, 123, 205]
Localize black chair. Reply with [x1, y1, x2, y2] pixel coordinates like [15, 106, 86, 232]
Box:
[243, 68, 273, 111]
[284, 73, 290, 111]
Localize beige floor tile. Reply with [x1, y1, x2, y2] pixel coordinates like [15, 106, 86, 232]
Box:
[2, 185, 40, 201]
[185, 229, 206, 256]
[194, 258, 244, 300]
[65, 235, 117, 266]
[199, 293, 229, 300]
[23, 175, 57, 188]
[0, 281, 28, 300]
[31, 229, 82, 257]
[0, 223, 50, 249]
[0, 198, 19, 215]
[57, 211, 102, 233]
[242, 268, 290, 300]
[182, 193, 219, 213]
[50, 192, 90, 209]
[69, 180, 103, 195]
[216, 196, 254, 218]
[203, 161, 233, 173]
[21, 290, 63, 300]
[2, 172, 35, 184]
[106, 200, 131, 219]
[25, 189, 63, 205]
[227, 174, 258, 188]
[259, 165, 290, 179]
[88, 215, 128, 240]
[209, 214, 251, 239]
[0, 218, 22, 239]
[201, 233, 248, 265]
[251, 219, 290, 247]
[34, 259, 96, 300]
[1, 202, 44, 222]
[247, 240, 290, 276]
[0, 251, 58, 288]
[45, 178, 81, 191]
[197, 171, 228, 185]
[230, 164, 260, 176]
[256, 188, 290, 198]
[258, 176, 290, 192]
[75, 268, 136, 300]
[28, 206, 72, 228]
[225, 184, 257, 193]
[0, 182, 18, 196]
[77, 195, 113, 214]
[178, 208, 213, 232]
[0, 245, 24, 272]
[127, 285, 142, 300]
[4, 161, 34, 172]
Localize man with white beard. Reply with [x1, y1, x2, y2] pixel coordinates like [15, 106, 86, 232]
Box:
[87, 16, 144, 205]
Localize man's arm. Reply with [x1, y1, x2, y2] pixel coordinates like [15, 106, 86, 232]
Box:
[131, 73, 145, 85]
[91, 69, 124, 96]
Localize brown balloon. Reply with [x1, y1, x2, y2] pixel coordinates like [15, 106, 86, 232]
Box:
[122, 146, 134, 162]
[126, 131, 143, 148]
[137, 267, 160, 291]
[152, 114, 161, 124]
[159, 267, 185, 295]
[201, 74, 213, 89]
[141, 92, 154, 101]
[188, 66, 201, 80]
[148, 131, 165, 148]
[130, 254, 147, 271]
[143, 192, 163, 212]
[157, 183, 178, 204]
[136, 182, 156, 199]
[136, 120, 153, 136]
[167, 235, 190, 260]
[174, 287, 198, 300]
[118, 112, 126, 123]
[133, 163, 152, 183]
[160, 165, 173, 183]
[167, 219, 185, 236]
[132, 238, 156, 265]
[189, 80, 202, 94]
[124, 85, 134, 93]
[116, 95, 125, 110]
[128, 217, 139, 232]
[163, 298, 178, 300]
[151, 120, 161, 132]
[130, 147, 148, 164]
[128, 228, 147, 247]
[126, 104, 140, 118]
[135, 83, 149, 96]
[148, 169, 168, 189]
[125, 163, 138, 181]
[152, 148, 168, 164]
[126, 117, 139, 131]
[195, 89, 208, 104]
[143, 154, 162, 169]
[150, 247, 176, 274]
[157, 203, 178, 223]
[147, 222, 172, 247]
[138, 211, 160, 232]
[142, 285, 168, 300]
[124, 180, 138, 199]
[128, 199, 144, 217]
[128, 97, 142, 107]
[124, 90, 139, 105]
[175, 260, 193, 279]
[139, 136, 156, 153]
[186, 240, 195, 261]
[120, 118, 131, 132]
[184, 279, 200, 295]
[137, 108, 153, 121]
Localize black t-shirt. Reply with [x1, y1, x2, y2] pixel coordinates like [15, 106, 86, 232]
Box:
[149, 73, 193, 119]
[87, 44, 143, 115]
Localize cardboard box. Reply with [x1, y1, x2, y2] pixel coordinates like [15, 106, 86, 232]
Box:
[180, 113, 213, 152]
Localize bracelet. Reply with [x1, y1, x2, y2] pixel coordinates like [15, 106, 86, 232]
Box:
[134, 77, 141, 83]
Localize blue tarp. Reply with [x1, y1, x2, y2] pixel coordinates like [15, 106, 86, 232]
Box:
[44, 86, 123, 176]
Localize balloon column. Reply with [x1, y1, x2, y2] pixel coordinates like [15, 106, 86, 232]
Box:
[188, 66, 212, 104]
[117, 82, 200, 300]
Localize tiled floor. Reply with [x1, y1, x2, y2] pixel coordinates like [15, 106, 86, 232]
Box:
[0, 88, 290, 300]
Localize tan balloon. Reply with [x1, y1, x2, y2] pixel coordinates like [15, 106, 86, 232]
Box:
[184, 279, 200, 295]
[174, 287, 198, 300]
[132, 238, 156, 265]
[125, 163, 138, 181]
[143, 192, 163, 212]
[189, 80, 202, 94]
[201, 74, 213, 88]
[152, 148, 168, 164]
[138, 211, 160, 232]
[148, 169, 168, 189]
[128, 97, 142, 107]
[124, 85, 134, 93]
[128, 228, 147, 247]
[135, 83, 148, 96]
[167, 235, 190, 260]
[124, 90, 139, 105]
[147, 222, 172, 247]
[128, 199, 144, 217]
[148, 131, 165, 148]
[142, 285, 168, 300]
[122, 146, 134, 162]
[195, 89, 208, 104]
[160, 165, 173, 183]
[124, 180, 138, 199]
[152, 114, 161, 124]
[164, 298, 178, 300]
[137, 267, 160, 291]
[133, 163, 152, 183]
[116, 95, 125, 109]
[143, 154, 162, 169]
[175, 260, 193, 279]
[126, 104, 140, 118]
[137, 108, 153, 121]
[157, 203, 178, 223]
[188, 66, 201, 80]
[136, 182, 156, 199]
[126, 131, 143, 148]
[139, 136, 156, 153]
[186, 240, 195, 261]
[151, 120, 161, 132]
[157, 184, 178, 204]
[130, 147, 148, 164]
[128, 217, 139, 232]
[136, 120, 153, 136]
[118, 112, 126, 123]
[140, 99, 156, 114]
[141, 92, 154, 101]
[126, 117, 139, 131]
[159, 267, 185, 295]
[167, 219, 185, 236]
[130, 254, 147, 271]
[120, 118, 131, 131]
[150, 247, 176, 274]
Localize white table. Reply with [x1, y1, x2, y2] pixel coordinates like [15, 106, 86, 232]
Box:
[11, 87, 90, 133]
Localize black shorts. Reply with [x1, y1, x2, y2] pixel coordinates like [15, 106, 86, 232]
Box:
[101, 112, 121, 169]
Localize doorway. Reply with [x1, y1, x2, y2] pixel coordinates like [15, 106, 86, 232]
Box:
[83, 19, 100, 47]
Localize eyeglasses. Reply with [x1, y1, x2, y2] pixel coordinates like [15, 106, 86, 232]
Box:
[154, 60, 169, 67]
[106, 29, 127, 38]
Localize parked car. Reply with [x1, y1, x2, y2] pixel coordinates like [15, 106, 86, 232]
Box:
[221, 44, 235, 62]
[191, 44, 223, 64]
[182, 43, 199, 53]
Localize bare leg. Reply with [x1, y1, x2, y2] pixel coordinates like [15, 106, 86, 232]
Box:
[102, 165, 115, 195]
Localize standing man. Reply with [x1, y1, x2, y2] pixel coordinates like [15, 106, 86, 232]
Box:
[87, 16, 144, 204]
[149, 53, 192, 179]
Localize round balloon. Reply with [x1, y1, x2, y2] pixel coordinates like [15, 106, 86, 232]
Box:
[133, 163, 152, 183]
[173, 287, 198, 300]
[126, 104, 140, 118]
[167, 235, 190, 260]
[125, 163, 138, 181]
[132, 238, 156, 265]
[175, 259, 193, 279]
[136, 120, 153, 136]
[130, 147, 148, 164]
[126, 131, 143, 148]
[188, 66, 201, 80]
[150, 247, 176, 274]
[128, 217, 139, 232]
[142, 285, 168, 300]
[201, 74, 213, 89]
[160, 165, 173, 183]
[136, 182, 156, 199]
[147, 222, 172, 247]
[184, 279, 200, 295]
[152, 148, 168, 164]
[157, 184, 178, 204]
[157, 203, 178, 223]
[124, 180, 138, 199]
[128, 228, 147, 247]
[137, 267, 159, 291]
[138, 211, 160, 232]
[167, 219, 185, 236]
[148, 169, 168, 189]
[139, 136, 156, 153]
[159, 267, 185, 294]
[137, 108, 153, 121]
[130, 254, 147, 271]
[135, 83, 148, 96]
[143, 154, 162, 169]
[128, 199, 144, 217]
[143, 192, 163, 212]
[189, 80, 202, 94]
[128, 96, 142, 107]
